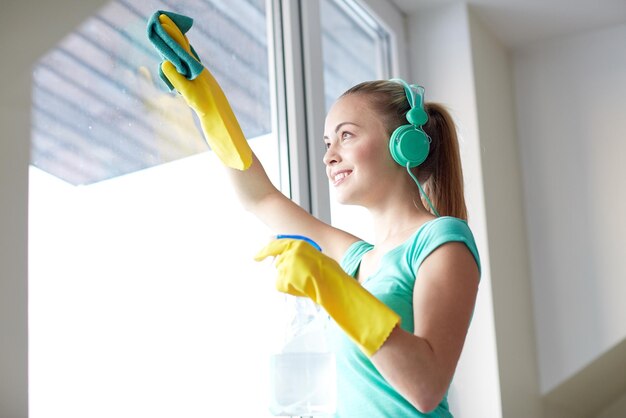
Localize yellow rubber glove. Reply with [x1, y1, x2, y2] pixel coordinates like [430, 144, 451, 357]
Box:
[255, 238, 400, 357]
[158, 14, 252, 170]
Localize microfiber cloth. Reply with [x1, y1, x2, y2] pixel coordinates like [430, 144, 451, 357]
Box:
[146, 10, 205, 90]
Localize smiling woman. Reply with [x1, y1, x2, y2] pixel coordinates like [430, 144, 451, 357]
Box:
[323, 95, 398, 207]
[228, 74, 481, 417]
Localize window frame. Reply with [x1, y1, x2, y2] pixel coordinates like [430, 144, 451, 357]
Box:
[284, 0, 407, 223]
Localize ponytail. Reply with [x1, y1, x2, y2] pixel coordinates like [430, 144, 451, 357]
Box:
[418, 103, 467, 220]
[341, 81, 468, 221]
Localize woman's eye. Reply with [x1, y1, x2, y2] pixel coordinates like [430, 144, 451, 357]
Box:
[341, 131, 352, 140]
[324, 142, 331, 149]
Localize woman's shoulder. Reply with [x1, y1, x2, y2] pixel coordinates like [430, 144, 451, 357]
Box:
[409, 216, 475, 248]
[420, 215, 472, 235]
[409, 216, 480, 274]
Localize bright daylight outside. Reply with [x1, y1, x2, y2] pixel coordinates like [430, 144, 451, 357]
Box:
[28, 0, 284, 416]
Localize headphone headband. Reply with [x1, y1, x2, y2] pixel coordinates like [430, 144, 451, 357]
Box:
[390, 78, 416, 107]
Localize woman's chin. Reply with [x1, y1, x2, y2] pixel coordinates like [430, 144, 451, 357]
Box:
[335, 194, 360, 206]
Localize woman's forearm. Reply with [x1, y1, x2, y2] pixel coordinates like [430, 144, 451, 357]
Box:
[225, 152, 279, 212]
[370, 326, 452, 414]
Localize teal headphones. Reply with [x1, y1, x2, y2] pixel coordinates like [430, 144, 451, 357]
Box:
[389, 78, 430, 168]
[389, 78, 440, 217]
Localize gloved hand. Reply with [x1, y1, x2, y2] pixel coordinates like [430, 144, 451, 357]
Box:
[255, 238, 400, 357]
[158, 14, 252, 170]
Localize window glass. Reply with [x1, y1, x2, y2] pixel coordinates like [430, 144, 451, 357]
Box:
[320, 0, 392, 242]
[29, 1, 282, 417]
[31, 0, 270, 185]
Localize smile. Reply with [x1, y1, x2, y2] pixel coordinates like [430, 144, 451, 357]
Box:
[332, 170, 352, 186]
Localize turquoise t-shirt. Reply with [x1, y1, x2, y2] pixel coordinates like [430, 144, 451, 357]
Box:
[329, 216, 481, 418]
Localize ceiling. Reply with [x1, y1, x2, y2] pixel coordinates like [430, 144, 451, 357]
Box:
[391, 0, 626, 49]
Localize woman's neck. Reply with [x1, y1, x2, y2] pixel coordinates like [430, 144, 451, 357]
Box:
[368, 196, 434, 247]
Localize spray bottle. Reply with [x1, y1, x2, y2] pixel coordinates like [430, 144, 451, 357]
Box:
[268, 235, 336, 417]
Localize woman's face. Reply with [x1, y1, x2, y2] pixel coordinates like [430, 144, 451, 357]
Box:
[323, 94, 400, 206]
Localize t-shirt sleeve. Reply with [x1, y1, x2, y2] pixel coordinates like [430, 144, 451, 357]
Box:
[411, 216, 481, 277]
[340, 240, 374, 277]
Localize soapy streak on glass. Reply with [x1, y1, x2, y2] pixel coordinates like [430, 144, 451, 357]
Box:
[31, 0, 270, 186]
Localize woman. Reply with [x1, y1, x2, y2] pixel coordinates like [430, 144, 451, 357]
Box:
[250, 81, 481, 417]
[153, 12, 480, 417]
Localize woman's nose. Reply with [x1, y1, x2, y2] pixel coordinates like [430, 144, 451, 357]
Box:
[323, 143, 340, 166]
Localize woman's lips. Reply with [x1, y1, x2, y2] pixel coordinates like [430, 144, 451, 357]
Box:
[332, 170, 352, 186]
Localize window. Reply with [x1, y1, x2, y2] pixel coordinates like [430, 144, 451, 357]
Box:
[29, 0, 401, 416]
[320, 0, 393, 242]
[320, 0, 391, 111]
[29, 1, 284, 416]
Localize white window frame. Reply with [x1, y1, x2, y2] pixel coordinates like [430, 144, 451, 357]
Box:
[284, 0, 407, 223]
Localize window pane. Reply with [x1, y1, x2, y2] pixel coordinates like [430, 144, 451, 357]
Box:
[31, 0, 270, 185]
[29, 1, 283, 417]
[320, 0, 392, 241]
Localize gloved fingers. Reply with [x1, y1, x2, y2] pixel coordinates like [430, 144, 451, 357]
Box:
[253, 238, 294, 262]
[273, 259, 308, 297]
[161, 60, 191, 92]
[276, 279, 306, 297]
[252, 239, 304, 296]
[158, 14, 194, 57]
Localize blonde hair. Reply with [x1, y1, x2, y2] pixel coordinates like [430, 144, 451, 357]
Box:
[341, 80, 468, 221]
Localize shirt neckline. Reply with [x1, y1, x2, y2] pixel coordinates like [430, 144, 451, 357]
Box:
[355, 217, 446, 284]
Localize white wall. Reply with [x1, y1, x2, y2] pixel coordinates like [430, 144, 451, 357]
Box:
[513, 23, 626, 394]
[407, 4, 502, 417]
[0, 1, 108, 416]
[467, 8, 544, 418]
[408, 4, 626, 416]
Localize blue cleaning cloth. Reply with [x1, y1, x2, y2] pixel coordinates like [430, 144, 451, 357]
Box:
[146, 10, 205, 90]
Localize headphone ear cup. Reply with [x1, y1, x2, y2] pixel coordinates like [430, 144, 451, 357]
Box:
[389, 125, 430, 168]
